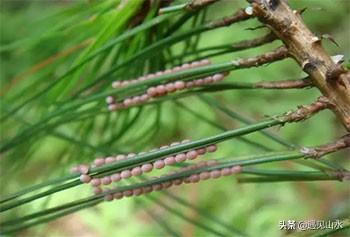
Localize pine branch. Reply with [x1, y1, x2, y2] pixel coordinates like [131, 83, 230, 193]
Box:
[247, 0, 350, 131]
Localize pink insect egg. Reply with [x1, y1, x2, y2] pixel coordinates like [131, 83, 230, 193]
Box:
[185, 150, 198, 160]
[123, 98, 132, 107]
[104, 194, 113, 201]
[174, 81, 185, 90]
[155, 71, 163, 77]
[146, 73, 155, 80]
[199, 171, 210, 180]
[221, 168, 232, 176]
[207, 160, 218, 166]
[164, 69, 172, 74]
[90, 178, 101, 186]
[141, 163, 153, 173]
[116, 154, 126, 161]
[121, 170, 132, 179]
[93, 187, 103, 195]
[165, 83, 176, 93]
[133, 188, 143, 196]
[101, 176, 112, 185]
[80, 174, 91, 183]
[197, 161, 207, 168]
[94, 158, 105, 166]
[162, 181, 172, 189]
[190, 174, 200, 183]
[106, 96, 114, 104]
[121, 81, 129, 86]
[79, 165, 89, 174]
[108, 104, 118, 111]
[172, 66, 181, 72]
[164, 156, 176, 165]
[131, 167, 142, 176]
[184, 177, 192, 184]
[111, 173, 121, 182]
[147, 87, 158, 97]
[138, 76, 146, 81]
[140, 94, 149, 102]
[186, 81, 195, 88]
[156, 85, 167, 95]
[154, 160, 165, 169]
[212, 74, 224, 82]
[142, 186, 153, 193]
[113, 192, 123, 199]
[196, 148, 206, 155]
[152, 183, 162, 191]
[204, 76, 213, 84]
[190, 61, 200, 68]
[173, 179, 183, 185]
[123, 190, 134, 197]
[112, 81, 122, 88]
[206, 145, 217, 153]
[131, 96, 140, 105]
[105, 156, 116, 164]
[181, 63, 191, 70]
[200, 59, 211, 65]
[231, 166, 242, 174]
[127, 153, 136, 159]
[170, 141, 181, 146]
[70, 166, 80, 174]
[175, 153, 187, 163]
[210, 170, 221, 179]
[194, 79, 204, 86]
[160, 145, 169, 150]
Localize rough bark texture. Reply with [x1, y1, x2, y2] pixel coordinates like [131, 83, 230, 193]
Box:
[248, 0, 350, 131]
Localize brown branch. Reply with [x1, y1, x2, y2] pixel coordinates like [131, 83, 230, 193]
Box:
[255, 77, 312, 89]
[280, 96, 332, 123]
[208, 7, 253, 28]
[247, 0, 350, 131]
[301, 134, 350, 159]
[230, 31, 276, 50]
[232, 45, 288, 68]
[185, 0, 219, 11]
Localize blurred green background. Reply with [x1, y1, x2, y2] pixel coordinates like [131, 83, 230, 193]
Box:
[0, 0, 349, 236]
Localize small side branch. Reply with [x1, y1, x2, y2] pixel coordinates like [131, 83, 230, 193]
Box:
[232, 45, 288, 68]
[209, 8, 253, 28]
[301, 134, 350, 158]
[230, 31, 276, 50]
[281, 96, 332, 123]
[255, 77, 312, 89]
[185, 0, 218, 11]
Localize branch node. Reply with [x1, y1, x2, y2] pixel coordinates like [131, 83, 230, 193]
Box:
[326, 64, 347, 83]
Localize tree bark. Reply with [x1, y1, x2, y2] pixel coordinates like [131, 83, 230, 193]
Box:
[247, 0, 350, 131]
